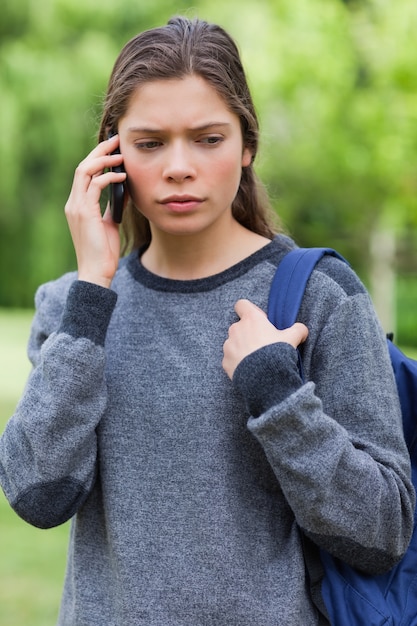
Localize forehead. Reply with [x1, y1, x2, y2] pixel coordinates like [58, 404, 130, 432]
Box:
[120, 75, 238, 129]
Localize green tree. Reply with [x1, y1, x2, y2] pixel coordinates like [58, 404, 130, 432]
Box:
[0, 0, 416, 341]
[205, 0, 417, 336]
[0, 0, 195, 306]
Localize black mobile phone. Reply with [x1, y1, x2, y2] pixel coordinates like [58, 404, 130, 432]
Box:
[108, 131, 126, 223]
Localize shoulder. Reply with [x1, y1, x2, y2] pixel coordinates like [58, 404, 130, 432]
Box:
[270, 248, 380, 357]
[34, 271, 78, 336]
[267, 240, 369, 308]
[25, 271, 78, 366]
[29, 257, 130, 359]
[297, 252, 384, 373]
[302, 253, 371, 330]
[312, 253, 367, 299]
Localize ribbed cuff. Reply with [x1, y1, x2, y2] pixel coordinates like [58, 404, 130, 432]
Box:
[59, 281, 118, 346]
[233, 343, 303, 417]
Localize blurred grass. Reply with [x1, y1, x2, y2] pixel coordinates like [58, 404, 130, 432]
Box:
[0, 309, 68, 626]
[397, 277, 417, 350]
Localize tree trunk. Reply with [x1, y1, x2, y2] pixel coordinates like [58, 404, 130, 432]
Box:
[369, 226, 396, 336]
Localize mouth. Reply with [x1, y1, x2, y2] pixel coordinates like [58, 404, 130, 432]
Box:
[159, 195, 204, 213]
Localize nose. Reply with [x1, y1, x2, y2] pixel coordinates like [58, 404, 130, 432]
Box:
[162, 141, 196, 183]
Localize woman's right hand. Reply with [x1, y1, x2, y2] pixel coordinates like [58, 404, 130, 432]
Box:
[64, 133, 127, 288]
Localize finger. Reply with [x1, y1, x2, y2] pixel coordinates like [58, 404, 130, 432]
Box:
[283, 323, 309, 348]
[86, 170, 126, 196]
[76, 153, 124, 182]
[234, 299, 267, 320]
[91, 132, 120, 157]
[293, 322, 309, 343]
[66, 170, 126, 219]
[72, 134, 123, 186]
[105, 132, 119, 146]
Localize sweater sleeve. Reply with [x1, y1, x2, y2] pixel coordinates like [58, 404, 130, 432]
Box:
[0, 278, 117, 529]
[234, 261, 415, 575]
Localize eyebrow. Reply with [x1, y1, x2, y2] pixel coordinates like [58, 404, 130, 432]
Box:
[126, 122, 231, 134]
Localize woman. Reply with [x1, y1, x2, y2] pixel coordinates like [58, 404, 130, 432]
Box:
[0, 16, 414, 626]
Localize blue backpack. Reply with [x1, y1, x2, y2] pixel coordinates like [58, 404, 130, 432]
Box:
[267, 247, 417, 626]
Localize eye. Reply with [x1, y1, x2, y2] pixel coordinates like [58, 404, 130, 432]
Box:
[199, 135, 224, 146]
[134, 140, 162, 150]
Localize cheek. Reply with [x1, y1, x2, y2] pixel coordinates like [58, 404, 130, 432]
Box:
[216, 156, 246, 198]
[125, 164, 154, 205]
[212, 151, 244, 184]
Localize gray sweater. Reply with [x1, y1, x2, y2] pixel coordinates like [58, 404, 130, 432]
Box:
[0, 235, 414, 625]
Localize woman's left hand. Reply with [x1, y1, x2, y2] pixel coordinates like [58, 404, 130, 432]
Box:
[222, 299, 308, 380]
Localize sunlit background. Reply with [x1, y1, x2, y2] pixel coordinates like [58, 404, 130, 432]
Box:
[0, 0, 416, 623]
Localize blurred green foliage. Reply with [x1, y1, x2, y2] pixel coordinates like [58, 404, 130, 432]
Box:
[0, 0, 416, 317]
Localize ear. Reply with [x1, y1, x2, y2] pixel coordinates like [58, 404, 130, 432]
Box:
[242, 147, 253, 168]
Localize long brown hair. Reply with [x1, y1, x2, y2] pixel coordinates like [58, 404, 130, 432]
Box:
[98, 16, 279, 251]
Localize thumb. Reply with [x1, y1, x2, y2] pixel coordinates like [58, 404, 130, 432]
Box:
[284, 322, 309, 348]
[234, 299, 267, 320]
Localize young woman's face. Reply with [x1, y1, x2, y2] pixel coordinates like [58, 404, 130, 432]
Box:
[118, 75, 252, 240]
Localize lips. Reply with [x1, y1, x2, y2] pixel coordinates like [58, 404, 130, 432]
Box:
[159, 195, 204, 213]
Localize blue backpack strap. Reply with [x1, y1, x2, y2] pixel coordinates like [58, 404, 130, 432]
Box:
[267, 247, 347, 330]
[267, 248, 347, 380]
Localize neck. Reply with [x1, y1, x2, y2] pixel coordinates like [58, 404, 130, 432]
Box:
[141, 221, 271, 280]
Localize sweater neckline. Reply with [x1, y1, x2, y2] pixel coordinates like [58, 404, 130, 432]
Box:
[125, 235, 292, 294]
